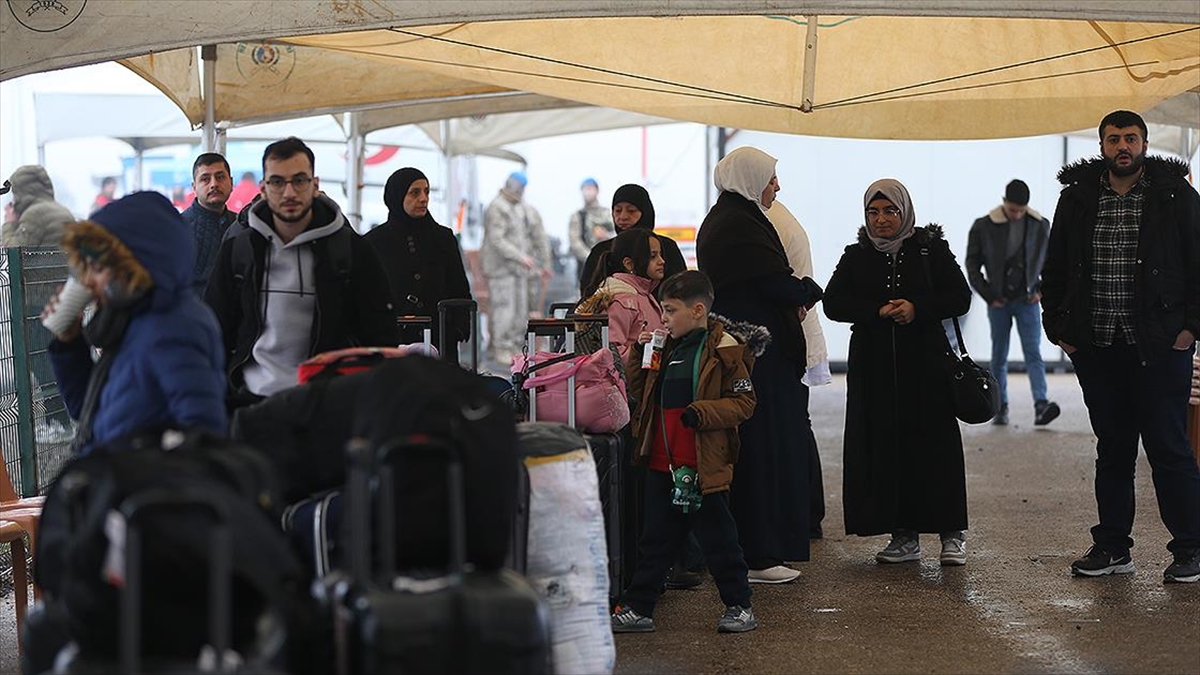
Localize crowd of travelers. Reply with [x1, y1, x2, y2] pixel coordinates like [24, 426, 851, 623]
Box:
[3, 108, 1196, 668]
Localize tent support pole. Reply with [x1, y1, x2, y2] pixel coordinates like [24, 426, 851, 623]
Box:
[345, 111, 363, 231]
[801, 16, 818, 113]
[201, 45, 217, 152]
[443, 118, 453, 229]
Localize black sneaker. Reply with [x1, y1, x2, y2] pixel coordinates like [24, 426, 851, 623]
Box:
[993, 404, 1009, 426]
[717, 605, 758, 633]
[611, 605, 655, 633]
[665, 567, 703, 590]
[1163, 549, 1200, 583]
[1070, 545, 1134, 577]
[1034, 400, 1061, 426]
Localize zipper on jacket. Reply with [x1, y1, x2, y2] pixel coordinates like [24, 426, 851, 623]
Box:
[888, 252, 900, 425]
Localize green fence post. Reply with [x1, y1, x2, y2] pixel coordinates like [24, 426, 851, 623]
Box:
[6, 248, 39, 496]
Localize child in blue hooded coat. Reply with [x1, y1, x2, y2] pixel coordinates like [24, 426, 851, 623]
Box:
[44, 191, 227, 454]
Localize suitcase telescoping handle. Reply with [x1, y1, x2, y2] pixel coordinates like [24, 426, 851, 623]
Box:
[345, 436, 468, 584]
[438, 299, 480, 372]
[548, 302, 577, 320]
[395, 316, 434, 357]
[118, 489, 233, 675]
[524, 317, 609, 427]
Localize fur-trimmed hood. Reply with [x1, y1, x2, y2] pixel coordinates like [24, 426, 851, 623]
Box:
[986, 205, 1044, 224]
[855, 223, 944, 249]
[67, 191, 194, 311]
[1057, 154, 1190, 187]
[709, 312, 770, 358]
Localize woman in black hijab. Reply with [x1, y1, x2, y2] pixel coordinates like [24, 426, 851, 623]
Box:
[579, 183, 687, 297]
[365, 167, 473, 350]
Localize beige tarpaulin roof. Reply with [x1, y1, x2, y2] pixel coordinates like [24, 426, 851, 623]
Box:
[3, 2, 1197, 140]
[282, 16, 1199, 140]
[3, 1, 1197, 81]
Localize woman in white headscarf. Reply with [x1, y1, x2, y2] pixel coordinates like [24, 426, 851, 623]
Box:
[696, 147, 824, 582]
[823, 178, 973, 566]
[766, 199, 832, 539]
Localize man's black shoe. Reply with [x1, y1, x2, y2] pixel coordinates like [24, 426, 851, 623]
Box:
[1070, 545, 1134, 577]
[665, 567, 703, 590]
[993, 404, 1009, 426]
[1034, 400, 1061, 426]
[1163, 549, 1200, 583]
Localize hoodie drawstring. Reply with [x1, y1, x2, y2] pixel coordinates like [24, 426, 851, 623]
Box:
[296, 247, 305, 298]
[259, 235, 273, 327]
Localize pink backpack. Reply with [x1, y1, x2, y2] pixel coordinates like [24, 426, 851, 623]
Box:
[511, 347, 629, 434]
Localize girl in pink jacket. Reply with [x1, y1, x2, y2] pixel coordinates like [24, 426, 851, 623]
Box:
[579, 228, 667, 362]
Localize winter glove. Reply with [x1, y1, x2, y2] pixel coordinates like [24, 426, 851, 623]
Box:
[680, 406, 700, 429]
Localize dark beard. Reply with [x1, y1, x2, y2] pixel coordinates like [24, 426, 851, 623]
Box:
[272, 204, 313, 223]
[1104, 149, 1146, 178]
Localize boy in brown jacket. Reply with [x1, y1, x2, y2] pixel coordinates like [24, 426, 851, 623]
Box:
[611, 270, 769, 634]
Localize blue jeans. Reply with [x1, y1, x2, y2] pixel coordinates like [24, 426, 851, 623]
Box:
[987, 300, 1048, 406]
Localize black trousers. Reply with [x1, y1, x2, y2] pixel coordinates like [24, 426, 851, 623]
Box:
[799, 383, 826, 533]
[1071, 343, 1200, 554]
[621, 471, 751, 617]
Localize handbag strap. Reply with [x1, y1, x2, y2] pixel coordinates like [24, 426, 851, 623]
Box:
[918, 244, 971, 359]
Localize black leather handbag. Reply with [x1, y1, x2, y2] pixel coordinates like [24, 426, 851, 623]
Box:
[942, 315, 1001, 424]
[918, 244, 1000, 424]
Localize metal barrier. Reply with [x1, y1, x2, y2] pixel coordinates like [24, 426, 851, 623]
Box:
[1, 247, 74, 497]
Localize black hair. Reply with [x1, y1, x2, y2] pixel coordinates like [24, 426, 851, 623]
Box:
[192, 152, 231, 180]
[658, 270, 714, 310]
[262, 136, 315, 175]
[582, 228, 655, 297]
[1098, 110, 1148, 142]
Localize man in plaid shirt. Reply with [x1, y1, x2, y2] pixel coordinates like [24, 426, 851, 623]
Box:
[1042, 110, 1200, 584]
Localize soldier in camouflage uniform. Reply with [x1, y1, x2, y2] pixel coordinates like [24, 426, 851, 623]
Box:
[481, 172, 551, 364]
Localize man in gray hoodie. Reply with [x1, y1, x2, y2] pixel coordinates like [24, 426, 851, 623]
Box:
[205, 137, 398, 408]
[2, 165, 74, 248]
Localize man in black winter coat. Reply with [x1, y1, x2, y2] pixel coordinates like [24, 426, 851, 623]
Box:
[1042, 110, 1200, 584]
[205, 137, 399, 410]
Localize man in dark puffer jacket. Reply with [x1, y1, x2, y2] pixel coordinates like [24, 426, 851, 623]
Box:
[1042, 109, 1200, 584]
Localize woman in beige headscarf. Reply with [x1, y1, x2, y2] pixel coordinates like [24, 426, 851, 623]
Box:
[823, 178, 973, 566]
[766, 199, 831, 539]
[696, 147, 824, 583]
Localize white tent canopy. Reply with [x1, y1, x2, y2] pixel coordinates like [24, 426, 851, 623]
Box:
[31, 92, 675, 161]
[4, 2, 1196, 142]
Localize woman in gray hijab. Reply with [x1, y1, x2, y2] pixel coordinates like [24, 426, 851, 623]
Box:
[823, 178, 973, 566]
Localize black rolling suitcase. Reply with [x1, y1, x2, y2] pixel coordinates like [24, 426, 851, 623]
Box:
[333, 436, 552, 675]
[520, 317, 634, 607]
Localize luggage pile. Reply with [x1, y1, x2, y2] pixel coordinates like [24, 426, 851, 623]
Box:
[21, 301, 640, 674]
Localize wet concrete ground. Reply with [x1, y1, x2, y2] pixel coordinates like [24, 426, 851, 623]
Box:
[1, 374, 1196, 674]
[613, 374, 1200, 674]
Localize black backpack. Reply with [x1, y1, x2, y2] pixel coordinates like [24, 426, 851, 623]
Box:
[33, 432, 312, 665]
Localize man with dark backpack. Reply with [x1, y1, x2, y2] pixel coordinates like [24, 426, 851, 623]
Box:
[205, 137, 398, 410]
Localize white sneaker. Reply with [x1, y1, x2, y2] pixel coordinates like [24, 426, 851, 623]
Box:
[939, 535, 967, 566]
[876, 533, 921, 563]
[747, 565, 800, 584]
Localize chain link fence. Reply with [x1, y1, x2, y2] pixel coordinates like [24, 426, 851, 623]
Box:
[2, 246, 74, 499]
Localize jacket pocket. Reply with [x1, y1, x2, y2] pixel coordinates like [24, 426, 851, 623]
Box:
[1042, 306, 1070, 341]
